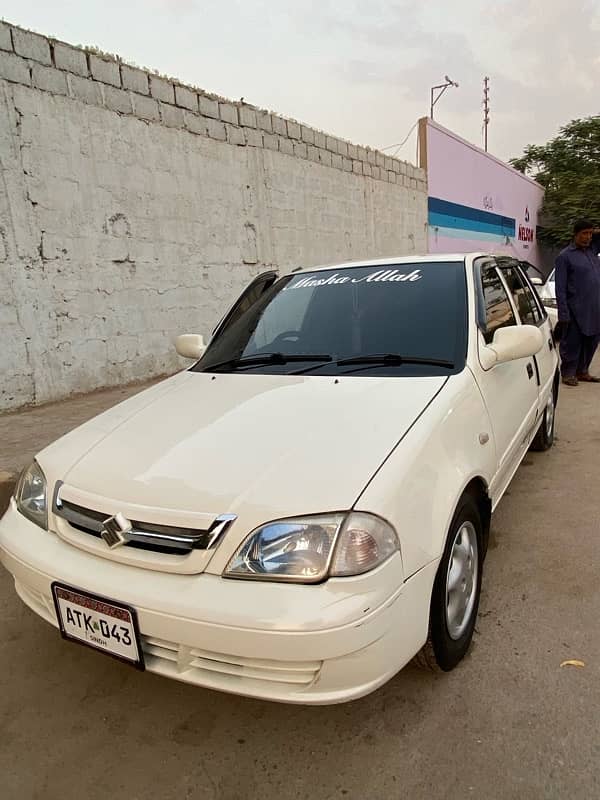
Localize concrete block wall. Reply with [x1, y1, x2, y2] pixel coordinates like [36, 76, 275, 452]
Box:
[0, 21, 427, 410]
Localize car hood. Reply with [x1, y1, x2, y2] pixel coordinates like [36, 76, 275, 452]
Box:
[59, 371, 447, 522]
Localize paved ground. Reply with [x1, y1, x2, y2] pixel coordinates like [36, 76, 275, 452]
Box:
[1, 377, 599, 799]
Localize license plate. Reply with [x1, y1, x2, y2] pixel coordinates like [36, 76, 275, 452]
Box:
[51, 583, 144, 669]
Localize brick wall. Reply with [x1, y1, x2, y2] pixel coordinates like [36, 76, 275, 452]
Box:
[0, 21, 428, 410]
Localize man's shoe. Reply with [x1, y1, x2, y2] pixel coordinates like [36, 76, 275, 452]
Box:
[562, 376, 579, 386]
[576, 373, 600, 382]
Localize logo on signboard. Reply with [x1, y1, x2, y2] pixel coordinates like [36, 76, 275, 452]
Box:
[518, 207, 534, 244]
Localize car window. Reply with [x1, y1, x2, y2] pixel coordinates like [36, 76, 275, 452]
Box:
[516, 265, 546, 320]
[250, 283, 314, 351]
[480, 266, 516, 344]
[195, 261, 468, 376]
[519, 260, 544, 282]
[213, 271, 278, 337]
[499, 263, 542, 325]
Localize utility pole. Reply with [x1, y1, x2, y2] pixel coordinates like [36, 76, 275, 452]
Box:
[430, 75, 459, 120]
[483, 76, 490, 152]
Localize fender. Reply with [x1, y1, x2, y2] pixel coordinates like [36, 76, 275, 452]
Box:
[353, 369, 496, 578]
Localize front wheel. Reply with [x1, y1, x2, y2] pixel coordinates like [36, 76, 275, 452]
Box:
[417, 494, 483, 671]
[530, 385, 556, 452]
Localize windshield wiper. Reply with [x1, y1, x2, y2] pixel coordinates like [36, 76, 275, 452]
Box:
[335, 354, 454, 368]
[202, 352, 333, 372]
[291, 353, 455, 375]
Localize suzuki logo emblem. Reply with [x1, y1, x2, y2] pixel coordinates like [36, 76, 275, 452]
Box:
[101, 512, 132, 549]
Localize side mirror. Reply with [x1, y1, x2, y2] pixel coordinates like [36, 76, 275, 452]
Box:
[175, 334, 206, 359]
[530, 276, 543, 286]
[480, 325, 543, 368]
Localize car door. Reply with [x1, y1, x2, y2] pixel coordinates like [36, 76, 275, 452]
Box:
[498, 259, 557, 416]
[472, 258, 540, 499]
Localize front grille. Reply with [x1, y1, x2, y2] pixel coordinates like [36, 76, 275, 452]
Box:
[52, 486, 235, 556]
[141, 635, 322, 687]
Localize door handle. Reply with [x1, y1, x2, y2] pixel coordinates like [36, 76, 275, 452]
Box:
[548, 337, 554, 351]
[527, 363, 534, 379]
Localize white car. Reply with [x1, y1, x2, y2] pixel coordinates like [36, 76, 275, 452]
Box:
[537, 269, 557, 326]
[528, 266, 557, 327]
[0, 253, 559, 705]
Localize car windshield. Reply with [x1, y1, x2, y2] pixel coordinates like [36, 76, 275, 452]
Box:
[194, 261, 468, 377]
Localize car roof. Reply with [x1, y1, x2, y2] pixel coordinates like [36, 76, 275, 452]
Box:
[290, 252, 490, 275]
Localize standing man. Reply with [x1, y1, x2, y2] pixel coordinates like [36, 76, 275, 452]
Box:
[555, 219, 600, 385]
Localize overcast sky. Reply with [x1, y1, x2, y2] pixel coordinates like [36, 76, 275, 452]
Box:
[2, 0, 599, 163]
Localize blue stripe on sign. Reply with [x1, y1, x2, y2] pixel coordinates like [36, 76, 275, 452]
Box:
[430, 226, 508, 243]
[429, 212, 510, 236]
[428, 196, 516, 236]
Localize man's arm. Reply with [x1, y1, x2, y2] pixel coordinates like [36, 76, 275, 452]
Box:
[554, 252, 570, 322]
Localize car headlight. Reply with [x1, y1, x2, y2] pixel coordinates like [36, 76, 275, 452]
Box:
[224, 512, 399, 583]
[15, 461, 48, 530]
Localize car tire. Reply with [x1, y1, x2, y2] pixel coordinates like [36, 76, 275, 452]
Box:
[530, 382, 557, 452]
[416, 494, 483, 672]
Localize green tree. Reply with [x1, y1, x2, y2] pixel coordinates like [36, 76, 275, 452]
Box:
[510, 116, 600, 247]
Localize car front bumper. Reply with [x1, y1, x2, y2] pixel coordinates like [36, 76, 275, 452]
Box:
[0, 502, 437, 704]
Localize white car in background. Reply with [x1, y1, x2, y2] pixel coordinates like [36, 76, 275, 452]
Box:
[525, 263, 557, 327]
[0, 253, 559, 705]
[536, 269, 557, 327]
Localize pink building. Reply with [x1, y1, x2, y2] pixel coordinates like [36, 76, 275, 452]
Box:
[419, 118, 544, 269]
